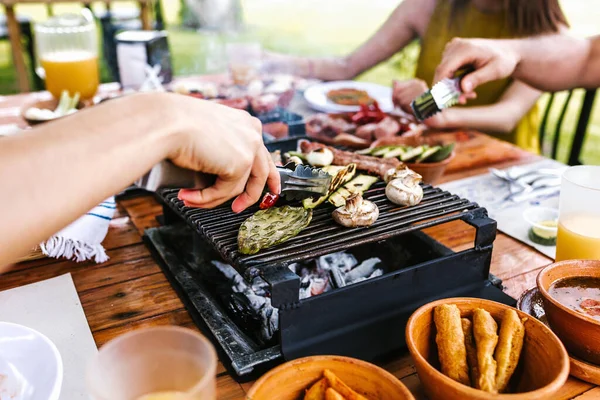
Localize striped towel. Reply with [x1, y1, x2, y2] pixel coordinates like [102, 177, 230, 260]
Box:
[41, 197, 116, 263]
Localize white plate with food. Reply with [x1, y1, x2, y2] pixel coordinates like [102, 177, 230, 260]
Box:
[303, 81, 394, 113]
[0, 322, 63, 400]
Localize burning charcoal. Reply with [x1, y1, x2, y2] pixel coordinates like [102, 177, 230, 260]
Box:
[329, 265, 347, 289]
[210, 260, 279, 343]
[317, 252, 358, 273]
[251, 276, 271, 297]
[349, 268, 384, 285]
[345, 257, 382, 284]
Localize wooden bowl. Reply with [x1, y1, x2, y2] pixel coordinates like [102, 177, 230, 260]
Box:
[537, 260, 600, 365]
[246, 355, 415, 400]
[406, 297, 569, 400]
[21, 99, 85, 126]
[406, 151, 455, 184]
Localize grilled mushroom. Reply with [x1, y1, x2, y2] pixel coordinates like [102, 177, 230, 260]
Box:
[385, 166, 423, 206]
[332, 193, 379, 228]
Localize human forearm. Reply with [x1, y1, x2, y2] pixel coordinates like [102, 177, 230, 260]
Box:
[435, 34, 600, 94]
[431, 106, 520, 133]
[508, 35, 595, 91]
[0, 93, 178, 266]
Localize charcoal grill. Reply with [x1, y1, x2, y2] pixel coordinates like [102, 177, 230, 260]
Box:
[144, 137, 515, 380]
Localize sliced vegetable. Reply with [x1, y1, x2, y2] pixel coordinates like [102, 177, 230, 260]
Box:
[400, 145, 425, 162]
[428, 143, 455, 162]
[371, 146, 393, 157]
[528, 220, 558, 246]
[286, 151, 307, 161]
[416, 146, 441, 163]
[329, 175, 379, 207]
[383, 147, 406, 159]
[303, 163, 357, 209]
[238, 206, 312, 255]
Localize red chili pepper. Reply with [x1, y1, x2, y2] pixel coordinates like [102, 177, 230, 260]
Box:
[259, 193, 280, 209]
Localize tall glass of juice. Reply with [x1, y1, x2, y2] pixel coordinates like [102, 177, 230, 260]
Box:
[34, 9, 99, 100]
[87, 327, 217, 400]
[555, 165, 600, 261]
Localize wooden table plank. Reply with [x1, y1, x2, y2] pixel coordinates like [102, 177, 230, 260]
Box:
[574, 387, 600, 399]
[79, 271, 184, 332]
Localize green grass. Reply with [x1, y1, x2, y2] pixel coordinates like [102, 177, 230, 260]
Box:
[1, 0, 599, 164]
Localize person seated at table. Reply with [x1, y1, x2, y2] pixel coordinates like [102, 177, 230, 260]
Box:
[264, 0, 568, 153]
[0, 92, 279, 269]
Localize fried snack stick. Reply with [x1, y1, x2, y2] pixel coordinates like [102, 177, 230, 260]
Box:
[433, 305, 470, 386]
[495, 310, 526, 393]
[325, 388, 345, 400]
[462, 318, 480, 387]
[305, 378, 328, 400]
[323, 369, 367, 400]
[473, 308, 499, 393]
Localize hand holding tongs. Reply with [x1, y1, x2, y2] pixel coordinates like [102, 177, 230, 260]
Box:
[136, 160, 332, 201]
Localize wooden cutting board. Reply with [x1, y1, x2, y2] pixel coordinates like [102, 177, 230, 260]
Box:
[423, 130, 534, 173]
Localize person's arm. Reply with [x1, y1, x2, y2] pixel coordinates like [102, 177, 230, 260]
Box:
[0, 92, 278, 268]
[263, 0, 436, 80]
[425, 80, 541, 133]
[434, 34, 600, 94]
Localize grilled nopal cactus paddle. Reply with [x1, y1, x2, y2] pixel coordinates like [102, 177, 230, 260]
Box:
[238, 206, 313, 255]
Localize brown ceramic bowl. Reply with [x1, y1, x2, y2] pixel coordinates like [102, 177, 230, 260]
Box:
[537, 260, 600, 365]
[21, 98, 85, 126]
[246, 355, 415, 400]
[406, 151, 455, 184]
[406, 297, 569, 400]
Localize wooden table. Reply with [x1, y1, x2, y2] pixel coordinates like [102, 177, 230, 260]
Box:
[0, 91, 597, 399]
[1, 0, 154, 93]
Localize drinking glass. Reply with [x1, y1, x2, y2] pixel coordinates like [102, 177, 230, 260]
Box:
[87, 327, 217, 400]
[225, 42, 262, 85]
[34, 9, 99, 100]
[555, 165, 600, 261]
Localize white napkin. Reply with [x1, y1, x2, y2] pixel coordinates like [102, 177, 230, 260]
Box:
[41, 197, 116, 263]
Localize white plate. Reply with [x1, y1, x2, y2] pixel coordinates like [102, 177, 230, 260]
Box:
[303, 81, 394, 113]
[0, 322, 63, 400]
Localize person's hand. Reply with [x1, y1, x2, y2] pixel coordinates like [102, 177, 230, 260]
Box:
[164, 94, 280, 213]
[434, 38, 520, 103]
[392, 79, 428, 114]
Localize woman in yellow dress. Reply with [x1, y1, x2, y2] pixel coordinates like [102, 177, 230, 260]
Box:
[265, 0, 568, 153]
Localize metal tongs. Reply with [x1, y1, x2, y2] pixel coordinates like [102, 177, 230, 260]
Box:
[136, 160, 332, 201]
[278, 162, 332, 200]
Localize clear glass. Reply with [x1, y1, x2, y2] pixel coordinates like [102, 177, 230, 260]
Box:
[86, 327, 217, 400]
[555, 165, 600, 261]
[34, 9, 99, 100]
[225, 42, 262, 85]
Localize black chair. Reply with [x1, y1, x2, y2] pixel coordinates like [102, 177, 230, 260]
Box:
[97, 1, 165, 82]
[539, 88, 597, 165]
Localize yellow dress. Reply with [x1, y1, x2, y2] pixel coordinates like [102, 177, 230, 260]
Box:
[415, 0, 540, 153]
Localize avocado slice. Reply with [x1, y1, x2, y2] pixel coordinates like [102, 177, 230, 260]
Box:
[427, 143, 455, 162]
[383, 147, 406, 159]
[416, 146, 441, 163]
[400, 146, 425, 162]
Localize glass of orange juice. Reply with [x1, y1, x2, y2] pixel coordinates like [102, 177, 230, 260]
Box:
[555, 165, 600, 261]
[87, 327, 217, 400]
[34, 9, 99, 100]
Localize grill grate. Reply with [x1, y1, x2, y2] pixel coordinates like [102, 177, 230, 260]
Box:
[159, 180, 485, 271]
